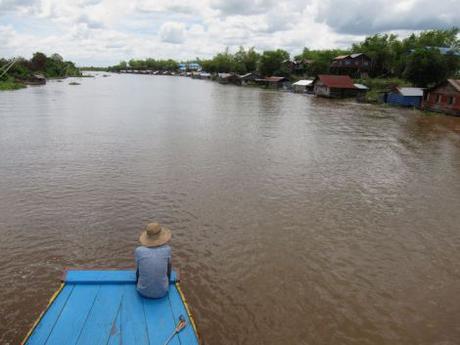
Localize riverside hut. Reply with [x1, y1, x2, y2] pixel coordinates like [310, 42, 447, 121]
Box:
[384, 87, 424, 108]
[217, 73, 240, 84]
[24, 74, 46, 85]
[255, 76, 288, 89]
[422, 79, 460, 116]
[292, 79, 313, 93]
[354, 83, 369, 101]
[199, 72, 211, 80]
[312, 75, 358, 98]
[239, 72, 259, 85]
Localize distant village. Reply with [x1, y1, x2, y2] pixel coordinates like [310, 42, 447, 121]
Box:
[2, 30, 459, 116]
[114, 50, 460, 117]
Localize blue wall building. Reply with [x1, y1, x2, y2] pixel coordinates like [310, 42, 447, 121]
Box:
[385, 87, 424, 107]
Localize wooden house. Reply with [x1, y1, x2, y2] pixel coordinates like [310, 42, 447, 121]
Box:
[239, 72, 259, 85]
[24, 73, 46, 85]
[292, 79, 313, 93]
[422, 79, 460, 116]
[312, 75, 358, 98]
[255, 76, 288, 89]
[217, 73, 240, 85]
[198, 72, 212, 80]
[282, 59, 312, 74]
[354, 83, 369, 101]
[330, 53, 371, 78]
[384, 87, 424, 108]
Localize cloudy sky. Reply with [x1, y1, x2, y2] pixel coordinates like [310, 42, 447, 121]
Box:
[0, 0, 459, 66]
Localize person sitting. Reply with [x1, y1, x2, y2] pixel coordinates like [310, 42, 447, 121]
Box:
[135, 222, 172, 298]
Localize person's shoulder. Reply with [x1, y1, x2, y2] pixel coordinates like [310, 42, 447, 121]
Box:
[135, 246, 148, 255]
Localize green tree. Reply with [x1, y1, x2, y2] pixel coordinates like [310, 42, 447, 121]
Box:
[51, 53, 63, 62]
[403, 48, 452, 87]
[297, 48, 350, 76]
[30, 52, 47, 71]
[352, 34, 400, 77]
[259, 49, 289, 76]
[234, 47, 260, 74]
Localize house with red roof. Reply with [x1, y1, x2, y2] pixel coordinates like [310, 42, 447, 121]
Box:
[422, 79, 460, 116]
[312, 75, 362, 98]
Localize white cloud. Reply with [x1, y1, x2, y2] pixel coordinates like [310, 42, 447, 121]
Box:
[210, 0, 275, 16]
[0, 0, 458, 65]
[159, 21, 186, 44]
[316, 0, 460, 34]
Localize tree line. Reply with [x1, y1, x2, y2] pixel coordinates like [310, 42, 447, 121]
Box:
[110, 28, 460, 87]
[0, 52, 81, 81]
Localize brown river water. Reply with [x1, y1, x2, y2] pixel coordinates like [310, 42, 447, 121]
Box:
[1, 74, 460, 345]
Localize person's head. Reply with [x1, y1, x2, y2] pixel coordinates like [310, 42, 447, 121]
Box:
[139, 222, 171, 247]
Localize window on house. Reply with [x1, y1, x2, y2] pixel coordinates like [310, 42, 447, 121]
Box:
[345, 60, 351, 65]
[448, 96, 454, 105]
[436, 94, 441, 103]
[363, 61, 369, 66]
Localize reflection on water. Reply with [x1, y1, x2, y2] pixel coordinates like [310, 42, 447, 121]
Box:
[1, 74, 460, 345]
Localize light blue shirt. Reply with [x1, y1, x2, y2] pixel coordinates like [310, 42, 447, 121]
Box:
[135, 245, 171, 298]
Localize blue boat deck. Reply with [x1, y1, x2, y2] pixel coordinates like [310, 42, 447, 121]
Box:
[24, 270, 200, 345]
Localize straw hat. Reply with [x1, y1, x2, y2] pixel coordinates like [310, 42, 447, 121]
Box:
[139, 222, 172, 247]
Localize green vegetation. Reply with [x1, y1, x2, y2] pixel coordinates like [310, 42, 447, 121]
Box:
[350, 28, 460, 85]
[0, 52, 81, 90]
[110, 28, 459, 91]
[199, 47, 261, 74]
[355, 78, 411, 103]
[295, 48, 350, 76]
[0, 76, 26, 90]
[109, 58, 178, 72]
[80, 66, 108, 71]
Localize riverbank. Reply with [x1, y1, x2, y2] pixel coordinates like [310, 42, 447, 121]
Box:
[0, 77, 27, 91]
[1, 52, 82, 91]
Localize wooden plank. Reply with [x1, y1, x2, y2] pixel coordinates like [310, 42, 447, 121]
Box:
[65, 270, 136, 284]
[65, 270, 177, 284]
[106, 304, 121, 345]
[44, 284, 100, 345]
[75, 284, 124, 345]
[121, 284, 149, 345]
[25, 285, 74, 345]
[143, 296, 180, 345]
[168, 285, 200, 345]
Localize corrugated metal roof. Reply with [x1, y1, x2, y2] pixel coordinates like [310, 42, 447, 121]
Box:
[317, 75, 356, 89]
[448, 79, 460, 91]
[293, 80, 313, 86]
[265, 76, 286, 82]
[397, 87, 424, 97]
[333, 55, 349, 60]
[349, 53, 363, 58]
[354, 83, 369, 90]
[239, 73, 254, 79]
[218, 73, 233, 78]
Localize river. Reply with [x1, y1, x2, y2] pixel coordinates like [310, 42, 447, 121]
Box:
[1, 74, 459, 345]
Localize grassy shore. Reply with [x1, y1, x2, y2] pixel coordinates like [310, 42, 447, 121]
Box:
[0, 78, 26, 91]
